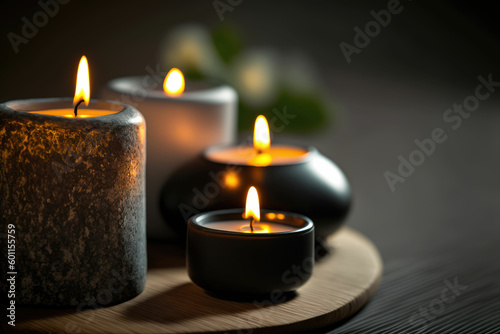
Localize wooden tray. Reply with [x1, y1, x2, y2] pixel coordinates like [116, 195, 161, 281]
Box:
[11, 228, 382, 333]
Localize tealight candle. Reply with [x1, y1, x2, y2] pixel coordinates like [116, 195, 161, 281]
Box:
[207, 116, 308, 166]
[162, 115, 351, 242]
[102, 69, 237, 240]
[207, 221, 296, 233]
[0, 56, 146, 307]
[187, 187, 314, 295]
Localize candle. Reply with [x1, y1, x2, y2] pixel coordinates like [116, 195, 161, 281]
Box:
[27, 57, 118, 118]
[207, 221, 296, 233]
[204, 187, 296, 233]
[187, 187, 314, 295]
[102, 70, 237, 240]
[29, 109, 116, 117]
[0, 56, 146, 307]
[206, 116, 308, 166]
[162, 115, 351, 243]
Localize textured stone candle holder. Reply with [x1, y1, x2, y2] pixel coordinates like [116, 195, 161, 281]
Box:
[0, 98, 147, 307]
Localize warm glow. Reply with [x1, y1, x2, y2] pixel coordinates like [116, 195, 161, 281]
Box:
[29, 109, 117, 118]
[224, 172, 239, 188]
[254, 115, 270, 153]
[163, 68, 185, 96]
[206, 145, 309, 166]
[243, 186, 260, 222]
[73, 56, 90, 106]
[248, 153, 272, 166]
[266, 212, 276, 220]
[240, 224, 270, 233]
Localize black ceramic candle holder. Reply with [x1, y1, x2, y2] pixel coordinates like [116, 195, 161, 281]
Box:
[161, 145, 351, 241]
[187, 209, 314, 295]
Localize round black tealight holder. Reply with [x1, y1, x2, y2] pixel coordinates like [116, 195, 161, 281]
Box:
[187, 209, 314, 295]
[161, 145, 351, 242]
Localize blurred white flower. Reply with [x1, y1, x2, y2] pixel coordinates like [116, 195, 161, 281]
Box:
[231, 49, 279, 108]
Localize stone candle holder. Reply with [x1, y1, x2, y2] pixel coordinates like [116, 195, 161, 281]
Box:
[0, 98, 147, 307]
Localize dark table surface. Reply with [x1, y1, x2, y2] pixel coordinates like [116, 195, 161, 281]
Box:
[289, 71, 500, 333]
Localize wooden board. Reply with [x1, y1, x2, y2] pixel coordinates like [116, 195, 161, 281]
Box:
[11, 228, 382, 333]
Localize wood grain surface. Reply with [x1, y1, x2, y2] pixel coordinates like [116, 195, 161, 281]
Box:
[9, 228, 382, 333]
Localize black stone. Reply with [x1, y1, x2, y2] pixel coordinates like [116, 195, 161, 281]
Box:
[161, 146, 351, 241]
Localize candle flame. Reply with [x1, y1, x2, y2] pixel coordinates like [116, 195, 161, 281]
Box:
[163, 68, 185, 96]
[254, 115, 270, 153]
[243, 186, 260, 222]
[73, 56, 90, 106]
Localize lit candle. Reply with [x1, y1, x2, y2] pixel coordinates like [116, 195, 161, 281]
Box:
[187, 187, 314, 295]
[30, 56, 118, 118]
[0, 56, 146, 307]
[102, 69, 237, 240]
[206, 115, 308, 166]
[162, 115, 351, 243]
[206, 187, 296, 233]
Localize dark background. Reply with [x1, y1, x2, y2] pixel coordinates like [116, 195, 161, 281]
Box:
[1, 1, 500, 100]
[2, 1, 500, 333]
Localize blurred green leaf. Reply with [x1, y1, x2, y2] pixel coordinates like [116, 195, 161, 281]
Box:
[182, 67, 205, 81]
[163, 23, 335, 133]
[212, 24, 243, 64]
[238, 90, 329, 132]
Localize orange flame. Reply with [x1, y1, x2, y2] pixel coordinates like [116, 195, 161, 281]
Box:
[163, 68, 185, 96]
[243, 186, 260, 222]
[73, 56, 90, 106]
[254, 115, 270, 153]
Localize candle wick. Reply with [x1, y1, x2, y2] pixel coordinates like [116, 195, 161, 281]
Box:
[250, 218, 254, 232]
[74, 99, 84, 117]
[256, 149, 263, 155]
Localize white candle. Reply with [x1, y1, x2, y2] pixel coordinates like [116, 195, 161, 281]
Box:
[102, 70, 237, 239]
